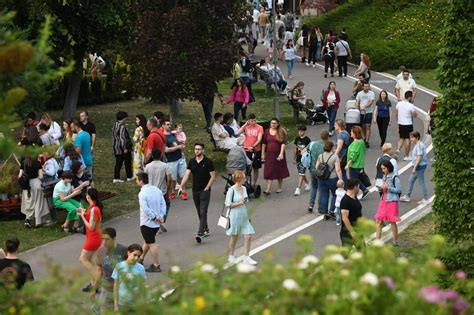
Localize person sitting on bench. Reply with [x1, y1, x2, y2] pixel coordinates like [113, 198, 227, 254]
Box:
[211, 113, 244, 150]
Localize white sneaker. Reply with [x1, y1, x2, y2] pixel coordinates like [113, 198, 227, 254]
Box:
[304, 184, 311, 191]
[403, 156, 412, 162]
[126, 177, 135, 182]
[418, 199, 429, 205]
[175, 183, 181, 190]
[329, 131, 334, 136]
[312, 64, 316, 68]
[113, 179, 124, 184]
[400, 195, 410, 202]
[306, 62, 310, 66]
[294, 188, 301, 196]
[289, 75, 293, 80]
[243, 256, 257, 265]
[228, 255, 236, 263]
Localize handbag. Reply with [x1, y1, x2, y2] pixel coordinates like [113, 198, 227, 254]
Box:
[217, 189, 234, 229]
[359, 169, 372, 188]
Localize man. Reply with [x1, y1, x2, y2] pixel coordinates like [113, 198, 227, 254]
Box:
[144, 149, 173, 231]
[395, 91, 417, 161]
[136, 172, 167, 272]
[145, 118, 166, 164]
[395, 65, 413, 82]
[258, 56, 287, 93]
[257, 7, 268, 42]
[211, 113, 240, 150]
[251, 5, 260, 44]
[395, 69, 417, 102]
[239, 50, 255, 103]
[334, 119, 350, 182]
[335, 35, 351, 77]
[307, 130, 329, 213]
[375, 143, 399, 192]
[162, 119, 186, 200]
[352, 73, 365, 98]
[178, 143, 216, 243]
[38, 123, 53, 146]
[72, 119, 93, 177]
[340, 179, 362, 247]
[355, 82, 375, 148]
[92, 227, 127, 314]
[79, 111, 97, 152]
[0, 236, 34, 289]
[236, 113, 263, 187]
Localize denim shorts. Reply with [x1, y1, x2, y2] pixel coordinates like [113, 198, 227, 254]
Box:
[168, 158, 187, 181]
[360, 112, 373, 125]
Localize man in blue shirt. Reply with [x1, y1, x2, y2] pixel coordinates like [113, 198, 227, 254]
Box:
[136, 172, 166, 272]
[72, 120, 93, 177]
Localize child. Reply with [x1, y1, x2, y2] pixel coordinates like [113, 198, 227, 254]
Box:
[334, 180, 346, 226]
[268, 39, 274, 59]
[173, 123, 187, 147]
[42, 151, 59, 182]
[112, 243, 146, 312]
[293, 16, 300, 30]
[293, 125, 311, 196]
[172, 123, 188, 197]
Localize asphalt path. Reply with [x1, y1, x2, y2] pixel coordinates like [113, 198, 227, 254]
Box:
[21, 46, 438, 285]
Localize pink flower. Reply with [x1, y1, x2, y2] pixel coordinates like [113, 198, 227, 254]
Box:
[453, 299, 469, 314]
[455, 271, 466, 280]
[418, 285, 443, 304]
[442, 290, 459, 300]
[381, 276, 396, 289]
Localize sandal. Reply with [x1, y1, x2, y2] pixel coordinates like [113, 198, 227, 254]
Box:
[263, 191, 271, 196]
[71, 226, 80, 233]
[276, 190, 282, 193]
[60, 225, 69, 233]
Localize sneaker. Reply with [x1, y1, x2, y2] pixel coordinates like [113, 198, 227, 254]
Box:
[324, 74, 327, 78]
[160, 224, 168, 233]
[228, 255, 236, 263]
[195, 235, 202, 243]
[289, 75, 293, 79]
[24, 219, 32, 228]
[175, 183, 181, 190]
[126, 177, 135, 182]
[304, 184, 310, 192]
[312, 64, 316, 68]
[169, 192, 176, 200]
[306, 62, 310, 66]
[203, 230, 210, 237]
[112, 179, 124, 184]
[336, 221, 341, 226]
[365, 141, 370, 148]
[418, 199, 429, 205]
[181, 192, 188, 200]
[243, 256, 258, 265]
[329, 131, 334, 136]
[403, 156, 411, 161]
[81, 283, 93, 293]
[400, 195, 410, 202]
[393, 149, 401, 161]
[326, 213, 336, 221]
[294, 188, 301, 196]
[145, 264, 162, 273]
[307, 206, 313, 213]
[361, 190, 369, 200]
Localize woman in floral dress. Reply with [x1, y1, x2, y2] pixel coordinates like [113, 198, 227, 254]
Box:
[133, 114, 149, 177]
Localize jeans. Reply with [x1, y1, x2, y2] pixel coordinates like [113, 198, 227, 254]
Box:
[286, 59, 294, 76]
[192, 190, 211, 235]
[316, 42, 322, 61]
[114, 152, 132, 179]
[327, 106, 338, 133]
[406, 164, 428, 200]
[335, 207, 341, 225]
[277, 78, 287, 91]
[233, 102, 247, 122]
[349, 167, 368, 192]
[308, 46, 317, 64]
[340, 157, 348, 183]
[376, 116, 390, 145]
[337, 55, 348, 76]
[309, 171, 321, 210]
[318, 177, 337, 214]
[324, 55, 334, 74]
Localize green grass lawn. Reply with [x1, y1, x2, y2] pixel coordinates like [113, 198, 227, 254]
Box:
[386, 69, 440, 92]
[1, 80, 300, 251]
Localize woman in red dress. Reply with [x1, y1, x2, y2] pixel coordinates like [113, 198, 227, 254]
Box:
[262, 118, 290, 195]
[78, 188, 102, 291]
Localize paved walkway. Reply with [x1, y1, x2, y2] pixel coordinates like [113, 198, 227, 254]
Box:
[21, 45, 438, 284]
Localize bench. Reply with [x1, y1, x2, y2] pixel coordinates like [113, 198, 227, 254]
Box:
[255, 67, 276, 94]
[208, 131, 230, 154]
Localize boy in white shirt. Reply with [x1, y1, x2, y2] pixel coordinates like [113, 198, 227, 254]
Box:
[334, 180, 346, 226]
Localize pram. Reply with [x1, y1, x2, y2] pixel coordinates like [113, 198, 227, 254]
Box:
[222, 146, 261, 198]
[286, 91, 328, 125]
[344, 99, 361, 132]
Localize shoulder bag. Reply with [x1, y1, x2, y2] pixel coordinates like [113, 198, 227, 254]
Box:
[217, 188, 235, 229]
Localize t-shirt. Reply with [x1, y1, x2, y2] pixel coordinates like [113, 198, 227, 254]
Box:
[257, 13, 268, 27]
[340, 194, 362, 233]
[356, 90, 375, 114]
[111, 261, 146, 305]
[74, 130, 93, 167]
[396, 101, 416, 125]
[146, 129, 166, 155]
[165, 133, 181, 163]
[40, 133, 53, 146]
[97, 244, 128, 286]
[395, 78, 417, 100]
[284, 47, 296, 60]
[376, 101, 392, 118]
[79, 121, 96, 138]
[0, 258, 34, 289]
[187, 156, 215, 192]
[144, 160, 172, 194]
[335, 40, 349, 56]
[309, 140, 324, 172]
[317, 152, 340, 178]
[294, 136, 311, 162]
[412, 142, 427, 166]
[336, 131, 350, 158]
[335, 188, 346, 207]
[53, 180, 71, 199]
[20, 159, 42, 180]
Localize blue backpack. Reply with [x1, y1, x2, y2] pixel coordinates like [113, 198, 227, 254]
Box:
[301, 142, 314, 169]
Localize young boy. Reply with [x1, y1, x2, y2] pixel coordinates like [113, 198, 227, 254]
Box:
[293, 125, 311, 196]
[334, 180, 346, 226]
[112, 244, 146, 312]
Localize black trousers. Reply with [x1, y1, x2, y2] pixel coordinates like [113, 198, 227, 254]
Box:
[114, 152, 132, 179]
[192, 190, 211, 235]
[201, 100, 214, 129]
[324, 55, 334, 74]
[234, 102, 247, 122]
[376, 116, 390, 145]
[308, 46, 317, 64]
[337, 55, 348, 76]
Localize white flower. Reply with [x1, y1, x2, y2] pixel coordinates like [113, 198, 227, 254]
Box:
[350, 252, 363, 260]
[360, 272, 379, 286]
[200, 263, 218, 274]
[170, 266, 181, 273]
[327, 294, 339, 301]
[282, 279, 300, 291]
[236, 263, 256, 273]
[297, 255, 319, 269]
[371, 239, 385, 247]
[328, 254, 345, 263]
[340, 269, 350, 277]
[397, 257, 409, 265]
[325, 244, 339, 253]
[349, 290, 359, 300]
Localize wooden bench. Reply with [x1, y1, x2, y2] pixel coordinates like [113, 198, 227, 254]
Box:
[208, 131, 230, 154]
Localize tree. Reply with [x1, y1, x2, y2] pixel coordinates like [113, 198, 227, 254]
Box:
[128, 0, 247, 123]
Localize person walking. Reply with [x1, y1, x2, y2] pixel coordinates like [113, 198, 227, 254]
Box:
[257, 7, 268, 43]
[262, 118, 290, 195]
[163, 118, 187, 202]
[395, 91, 417, 161]
[400, 131, 429, 204]
[307, 130, 328, 212]
[226, 78, 250, 122]
[335, 35, 351, 77]
[145, 118, 166, 164]
[315, 27, 323, 61]
[307, 28, 318, 67]
[322, 41, 335, 78]
[373, 90, 392, 147]
[355, 82, 376, 147]
[133, 114, 149, 177]
[292, 125, 311, 196]
[354, 53, 371, 83]
[0, 236, 34, 289]
[334, 119, 350, 182]
[374, 160, 401, 246]
[225, 170, 257, 265]
[345, 126, 369, 199]
[316, 141, 343, 217]
[72, 120, 93, 177]
[340, 179, 362, 247]
[375, 143, 399, 194]
[136, 172, 167, 272]
[178, 143, 216, 243]
[283, 39, 297, 79]
[395, 69, 417, 102]
[112, 111, 133, 183]
[322, 81, 341, 136]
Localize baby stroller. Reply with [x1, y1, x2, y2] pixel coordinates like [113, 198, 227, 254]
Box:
[304, 100, 328, 126]
[344, 99, 361, 132]
[222, 146, 261, 198]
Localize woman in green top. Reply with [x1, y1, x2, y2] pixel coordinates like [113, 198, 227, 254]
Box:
[345, 126, 369, 197]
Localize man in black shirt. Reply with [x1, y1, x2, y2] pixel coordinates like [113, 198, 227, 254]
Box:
[0, 236, 34, 289]
[340, 179, 362, 247]
[79, 111, 97, 152]
[178, 143, 216, 243]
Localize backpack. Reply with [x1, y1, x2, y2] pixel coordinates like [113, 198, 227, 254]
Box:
[240, 57, 252, 73]
[316, 153, 335, 180]
[300, 142, 314, 169]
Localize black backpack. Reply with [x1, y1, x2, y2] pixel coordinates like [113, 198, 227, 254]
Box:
[316, 153, 335, 180]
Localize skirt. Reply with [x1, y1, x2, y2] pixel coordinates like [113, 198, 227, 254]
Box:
[21, 178, 50, 225]
[374, 193, 400, 223]
[226, 206, 255, 236]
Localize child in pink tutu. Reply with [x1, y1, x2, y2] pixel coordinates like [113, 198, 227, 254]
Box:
[374, 160, 402, 246]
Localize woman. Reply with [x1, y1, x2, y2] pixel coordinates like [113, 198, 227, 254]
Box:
[374, 160, 401, 245]
[62, 120, 75, 143]
[71, 161, 91, 201]
[322, 41, 335, 78]
[427, 97, 437, 136]
[345, 126, 369, 198]
[324, 30, 334, 45]
[373, 90, 392, 146]
[316, 141, 343, 217]
[42, 151, 59, 182]
[300, 24, 309, 63]
[226, 78, 249, 122]
[112, 111, 133, 183]
[133, 114, 149, 177]
[262, 118, 290, 194]
[315, 27, 323, 61]
[223, 113, 238, 138]
[322, 81, 341, 136]
[354, 53, 371, 83]
[224, 170, 257, 265]
[53, 171, 87, 232]
[19, 154, 50, 228]
[39, 113, 62, 145]
[289, 81, 306, 122]
[307, 28, 318, 67]
[400, 131, 429, 204]
[63, 143, 86, 172]
[78, 188, 103, 291]
[283, 39, 296, 79]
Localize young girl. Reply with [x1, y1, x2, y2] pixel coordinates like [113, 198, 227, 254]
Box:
[334, 179, 346, 226]
[283, 39, 297, 79]
[42, 151, 59, 182]
[226, 78, 249, 122]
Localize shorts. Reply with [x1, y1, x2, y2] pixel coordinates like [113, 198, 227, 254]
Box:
[398, 124, 413, 139]
[246, 151, 262, 169]
[140, 225, 159, 244]
[360, 112, 373, 125]
[168, 158, 186, 181]
[296, 162, 306, 176]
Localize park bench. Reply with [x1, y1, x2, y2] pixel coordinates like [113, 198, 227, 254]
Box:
[255, 67, 276, 94]
[208, 131, 230, 154]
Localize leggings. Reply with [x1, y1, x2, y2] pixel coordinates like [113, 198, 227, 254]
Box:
[376, 116, 390, 145]
[53, 197, 82, 221]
